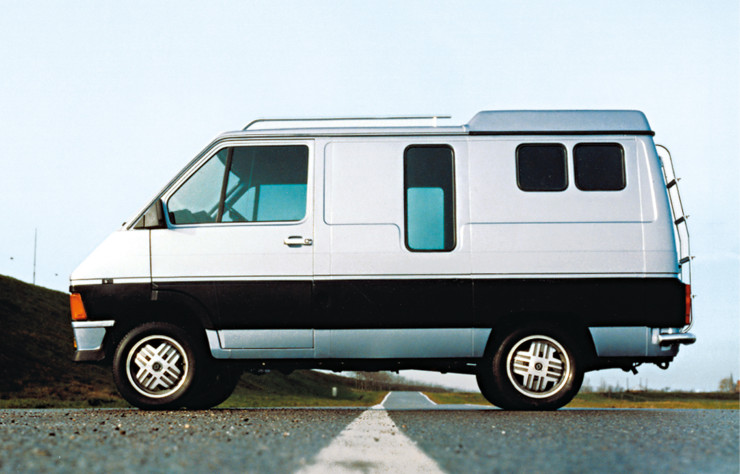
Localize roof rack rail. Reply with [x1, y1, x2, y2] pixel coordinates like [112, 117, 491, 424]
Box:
[243, 115, 451, 131]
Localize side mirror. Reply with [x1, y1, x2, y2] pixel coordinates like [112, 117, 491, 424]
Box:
[133, 200, 166, 229]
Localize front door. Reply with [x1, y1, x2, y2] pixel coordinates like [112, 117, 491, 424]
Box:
[150, 141, 314, 333]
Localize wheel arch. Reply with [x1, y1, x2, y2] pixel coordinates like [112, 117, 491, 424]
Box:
[485, 312, 599, 369]
[105, 289, 215, 362]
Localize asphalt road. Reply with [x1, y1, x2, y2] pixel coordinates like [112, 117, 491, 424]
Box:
[0, 392, 737, 473]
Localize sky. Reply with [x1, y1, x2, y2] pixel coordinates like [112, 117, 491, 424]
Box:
[0, 1, 737, 392]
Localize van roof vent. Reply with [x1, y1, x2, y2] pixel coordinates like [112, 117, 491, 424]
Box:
[466, 110, 653, 135]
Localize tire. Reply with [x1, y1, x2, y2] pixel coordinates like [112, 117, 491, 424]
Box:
[184, 364, 241, 409]
[477, 325, 584, 410]
[112, 322, 209, 410]
[475, 370, 504, 408]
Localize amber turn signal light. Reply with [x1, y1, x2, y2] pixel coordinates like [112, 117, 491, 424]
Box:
[70, 293, 87, 321]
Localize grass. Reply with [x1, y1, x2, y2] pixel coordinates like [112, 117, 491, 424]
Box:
[220, 390, 386, 408]
[424, 392, 490, 406]
[0, 398, 125, 409]
[424, 391, 740, 409]
[568, 391, 740, 409]
[0, 375, 387, 409]
[0, 369, 390, 409]
[217, 370, 387, 408]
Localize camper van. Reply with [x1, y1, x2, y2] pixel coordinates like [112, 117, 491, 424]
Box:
[69, 110, 695, 410]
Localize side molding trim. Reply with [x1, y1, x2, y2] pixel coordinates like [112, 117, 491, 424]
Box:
[206, 328, 493, 360]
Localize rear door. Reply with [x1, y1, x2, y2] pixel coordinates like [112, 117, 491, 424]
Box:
[151, 141, 314, 338]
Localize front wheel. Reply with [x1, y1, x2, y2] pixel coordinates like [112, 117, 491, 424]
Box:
[477, 326, 584, 410]
[185, 364, 241, 409]
[112, 322, 208, 410]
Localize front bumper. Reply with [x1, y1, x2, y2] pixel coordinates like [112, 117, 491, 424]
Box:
[72, 320, 115, 362]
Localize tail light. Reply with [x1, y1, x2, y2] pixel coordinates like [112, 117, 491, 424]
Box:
[684, 284, 692, 326]
[70, 293, 87, 321]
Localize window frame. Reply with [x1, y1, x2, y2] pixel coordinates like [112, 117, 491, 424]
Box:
[403, 144, 457, 253]
[164, 142, 311, 227]
[573, 142, 626, 191]
[515, 143, 569, 192]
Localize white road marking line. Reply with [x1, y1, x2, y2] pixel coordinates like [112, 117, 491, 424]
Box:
[296, 408, 445, 474]
[371, 391, 392, 409]
[417, 391, 438, 406]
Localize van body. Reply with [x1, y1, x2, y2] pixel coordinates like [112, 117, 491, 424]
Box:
[70, 110, 695, 410]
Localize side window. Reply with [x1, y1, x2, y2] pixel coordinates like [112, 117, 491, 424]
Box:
[168, 149, 229, 224]
[167, 145, 308, 224]
[516, 144, 568, 192]
[404, 145, 455, 251]
[223, 146, 308, 222]
[573, 143, 625, 191]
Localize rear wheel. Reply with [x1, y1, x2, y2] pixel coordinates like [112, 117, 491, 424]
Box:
[477, 325, 584, 410]
[113, 322, 208, 410]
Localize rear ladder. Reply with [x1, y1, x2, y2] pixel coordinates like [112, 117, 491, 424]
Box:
[656, 144, 693, 331]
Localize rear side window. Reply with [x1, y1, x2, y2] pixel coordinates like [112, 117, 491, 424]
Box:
[404, 146, 455, 251]
[573, 143, 626, 191]
[167, 145, 308, 224]
[516, 144, 568, 192]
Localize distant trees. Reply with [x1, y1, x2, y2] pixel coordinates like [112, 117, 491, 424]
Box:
[352, 372, 401, 391]
[718, 374, 736, 393]
[580, 377, 657, 394]
[583, 374, 739, 393]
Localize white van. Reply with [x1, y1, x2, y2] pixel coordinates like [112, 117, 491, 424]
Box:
[70, 110, 695, 410]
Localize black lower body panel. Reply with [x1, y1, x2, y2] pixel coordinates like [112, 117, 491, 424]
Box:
[72, 277, 686, 330]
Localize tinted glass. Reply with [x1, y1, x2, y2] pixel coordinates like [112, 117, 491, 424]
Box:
[404, 146, 455, 251]
[574, 143, 625, 191]
[516, 144, 568, 191]
[167, 145, 308, 225]
[222, 146, 308, 222]
[407, 187, 445, 249]
[168, 149, 229, 224]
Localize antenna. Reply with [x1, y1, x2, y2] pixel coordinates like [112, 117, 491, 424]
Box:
[33, 228, 37, 285]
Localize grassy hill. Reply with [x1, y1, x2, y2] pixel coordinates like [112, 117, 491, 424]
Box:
[0, 274, 119, 406]
[0, 275, 432, 408]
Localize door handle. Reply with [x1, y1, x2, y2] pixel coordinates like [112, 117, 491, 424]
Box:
[284, 236, 313, 246]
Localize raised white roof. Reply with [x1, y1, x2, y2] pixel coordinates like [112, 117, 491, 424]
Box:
[465, 110, 652, 134]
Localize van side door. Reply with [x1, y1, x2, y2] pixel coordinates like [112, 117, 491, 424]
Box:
[315, 138, 477, 358]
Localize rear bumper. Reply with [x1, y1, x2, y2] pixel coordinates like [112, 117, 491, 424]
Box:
[72, 320, 115, 362]
[656, 332, 696, 346]
[589, 326, 696, 358]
